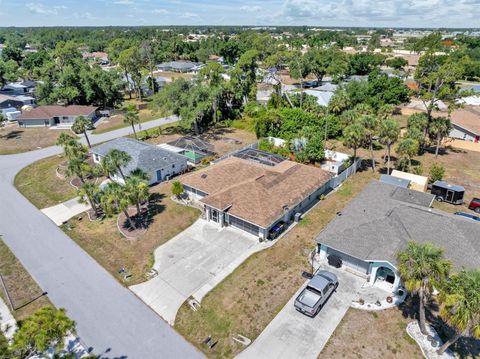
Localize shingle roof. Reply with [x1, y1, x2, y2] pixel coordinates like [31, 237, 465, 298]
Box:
[92, 137, 187, 175]
[316, 181, 480, 270]
[17, 105, 97, 120]
[182, 156, 333, 228]
[448, 108, 480, 136]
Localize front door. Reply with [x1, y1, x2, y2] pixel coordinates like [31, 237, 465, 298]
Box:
[54, 117, 60, 124]
[212, 210, 219, 223]
[446, 190, 454, 203]
[156, 170, 162, 182]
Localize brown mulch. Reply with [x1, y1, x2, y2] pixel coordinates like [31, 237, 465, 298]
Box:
[117, 206, 148, 239]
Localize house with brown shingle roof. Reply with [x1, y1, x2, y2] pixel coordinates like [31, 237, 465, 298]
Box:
[17, 105, 97, 128]
[181, 149, 333, 239]
[448, 108, 480, 142]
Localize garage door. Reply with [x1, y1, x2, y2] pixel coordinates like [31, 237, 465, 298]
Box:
[326, 247, 370, 274]
[229, 215, 260, 236]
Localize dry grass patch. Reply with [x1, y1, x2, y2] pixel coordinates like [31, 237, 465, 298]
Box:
[0, 126, 69, 154]
[174, 170, 376, 358]
[0, 240, 52, 321]
[14, 155, 77, 209]
[62, 182, 200, 285]
[320, 307, 422, 359]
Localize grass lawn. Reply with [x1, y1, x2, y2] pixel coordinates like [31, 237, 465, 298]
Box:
[14, 155, 77, 209]
[0, 126, 70, 155]
[0, 240, 52, 321]
[92, 108, 161, 134]
[320, 306, 422, 359]
[61, 182, 200, 285]
[174, 170, 377, 358]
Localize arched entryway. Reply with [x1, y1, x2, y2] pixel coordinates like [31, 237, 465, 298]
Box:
[368, 262, 402, 293]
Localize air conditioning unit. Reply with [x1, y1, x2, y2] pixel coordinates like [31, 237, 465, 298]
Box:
[294, 213, 302, 222]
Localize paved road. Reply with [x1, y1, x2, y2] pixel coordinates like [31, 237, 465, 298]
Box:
[0, 116, 203, 358]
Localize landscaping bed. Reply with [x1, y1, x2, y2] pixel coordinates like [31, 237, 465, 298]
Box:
[0, 126, 70, 155]
[0, 240, 52, 321]
[61, 182, 200, 285]
[14, 155, 77, 209]
[174, 170, 377, 358]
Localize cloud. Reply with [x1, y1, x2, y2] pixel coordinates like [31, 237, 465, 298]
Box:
[179, 12, 199, 19]
[112, 0, 135, 5]
[26, 2, 66, 15]
[153, 9, 169, 14]
[240, 5, 262, 12]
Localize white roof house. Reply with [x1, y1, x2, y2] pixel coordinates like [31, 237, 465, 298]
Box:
[303, 90, 334, 107]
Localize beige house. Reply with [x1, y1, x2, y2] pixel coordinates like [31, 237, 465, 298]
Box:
[391, 170, 428, 192]
[17, 105, 97, 128]
[181, 151, 333, 239]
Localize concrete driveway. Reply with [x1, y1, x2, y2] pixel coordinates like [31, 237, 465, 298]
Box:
[237, 263, 365, 359]
[130, 219, 269, 324]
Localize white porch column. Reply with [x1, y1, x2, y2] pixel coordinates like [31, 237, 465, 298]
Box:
[318, 244, 328, 260]
[205, 207, 211, 222]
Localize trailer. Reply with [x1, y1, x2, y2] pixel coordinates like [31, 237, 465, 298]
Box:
[431, 181, 465, 205]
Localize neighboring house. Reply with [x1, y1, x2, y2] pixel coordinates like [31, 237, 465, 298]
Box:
[303, 89, 334, 107]
[156, 61, 203, 73]
[181, 148, 333, 239]
[13, 95, 35, 106]
[0, 83, 28, 96]
[316, 181, 479, 294]
[0, 95, 24, 115]
[92, 137, 188, 185]
[16, 105, 97, 128]
[448, 109, 480, 142]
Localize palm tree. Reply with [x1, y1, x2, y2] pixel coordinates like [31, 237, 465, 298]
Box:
[77, 182, 100, 215]
[397, 241, 452, 335]
[125, 176, 150, 222]
[396, 137, 419, 171]
[360, 114, 379, 172]
[93, 156, 117, 180]
[65, 158, 91, 184]
[379, 119, 400, 174]
[123, 106, 140, 139]
[56, 132, 76, 147]
[57, 133, 87, 161]
[342, 123, 365, 173]
[100, 182, 136, 230]
[105, 149, 131, 181]
[71, 116, 93, 148]
[129, 168, 151, 182]
[437, 269, 480, 355]
[429, 117, 452, 158]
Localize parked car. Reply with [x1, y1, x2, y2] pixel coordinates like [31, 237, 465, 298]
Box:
[454, 212, 480, 222]
[269, 221, 286, 239]
[294, 270, 338, 317]
[431, 181, 465, 205]
[468, 198, 480, 213]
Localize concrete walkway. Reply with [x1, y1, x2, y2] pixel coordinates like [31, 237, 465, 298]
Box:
[131, 219, 273, 325]
[0, 297, 16, 339]
[41, 197, 91, 226]
[0, 116, 203, 358]
[237, 263, 364, 359]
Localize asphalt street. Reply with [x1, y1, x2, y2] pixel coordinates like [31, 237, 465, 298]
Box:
[0, 116, 203, 358]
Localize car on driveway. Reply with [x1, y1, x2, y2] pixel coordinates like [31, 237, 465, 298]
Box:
[294, 270, 338, 317]
[454, 211, 480, 222]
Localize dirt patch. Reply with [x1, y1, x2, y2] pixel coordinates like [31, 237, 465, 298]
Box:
[320, 306, 422, 359]
[14, 155, 77, 209]
[0, 240, 52, 321]
[62, 182, 200, 285]
[92, 108, 159, 134]
[0, 125, 70, 154]
[174, 170, 377, 358]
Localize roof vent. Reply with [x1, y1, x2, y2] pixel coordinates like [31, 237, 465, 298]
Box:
[201, 173, 207, 179]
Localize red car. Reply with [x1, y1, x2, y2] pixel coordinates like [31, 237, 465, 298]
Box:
[468, 198, 480, 213]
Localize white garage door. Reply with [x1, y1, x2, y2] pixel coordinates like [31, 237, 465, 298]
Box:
[326, 247, 370, 274]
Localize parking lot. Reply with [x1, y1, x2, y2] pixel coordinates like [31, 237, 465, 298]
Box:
[237, 263, 365, 359]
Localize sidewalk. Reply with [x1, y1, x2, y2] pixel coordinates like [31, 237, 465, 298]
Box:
[41, 197, 91, 226]
[0, 297, 17, 339]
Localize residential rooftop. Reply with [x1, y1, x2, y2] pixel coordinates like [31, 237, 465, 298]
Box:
[182, 156, 333, 228]
[92, 137, 187, 175]
[315, 181, 480, 270]
[17, 105, 97, 120]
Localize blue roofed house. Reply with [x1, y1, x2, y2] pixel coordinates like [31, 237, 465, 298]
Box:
[315, 180, 479, 294]
[92, 137, 188, 185]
